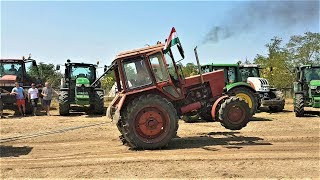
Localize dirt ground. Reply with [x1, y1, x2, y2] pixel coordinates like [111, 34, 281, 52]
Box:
[0, 99, 319, 179]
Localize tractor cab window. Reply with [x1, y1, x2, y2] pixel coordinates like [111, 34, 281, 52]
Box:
[304, 67, 320, 82]
[164, 52, 179, 84]
[123, 58, 152, 89]
[149, 52, 169, 82]
[71, 66, 95, 82]
[0, 63, 22, 77]
[228, 67, 236, 83]
[240, 67, 259, 82]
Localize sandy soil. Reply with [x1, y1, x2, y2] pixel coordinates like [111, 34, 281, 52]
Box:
[0, 100, 319, 179]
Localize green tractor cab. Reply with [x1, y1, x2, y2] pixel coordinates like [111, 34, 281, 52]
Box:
[57, 60, 104, 115]
[294, 65, 320, 116]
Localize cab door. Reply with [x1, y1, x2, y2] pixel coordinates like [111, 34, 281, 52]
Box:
[147, 51, 183, 100]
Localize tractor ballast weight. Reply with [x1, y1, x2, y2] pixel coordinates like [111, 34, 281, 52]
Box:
[293, 65, 320, 117]
[57, 60, 104, 115]
[0, 57, 42, 114]
[106, 42, 251, 150]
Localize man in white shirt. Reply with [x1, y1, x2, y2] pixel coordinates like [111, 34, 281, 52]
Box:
[28, 83, 39, 116]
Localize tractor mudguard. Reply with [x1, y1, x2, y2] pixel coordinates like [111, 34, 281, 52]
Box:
[211, 95, 229, 121]
[107, 94, 126, 124]
[226, 82, 256, 92]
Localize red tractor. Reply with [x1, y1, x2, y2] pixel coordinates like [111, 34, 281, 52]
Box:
[104, 31, 251, 149]
[0, 56, 42, 113]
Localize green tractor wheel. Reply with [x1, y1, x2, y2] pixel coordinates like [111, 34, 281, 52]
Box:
[228, 87, 258, 115]
[294, 93, 304, 117]
[93, 90, 104, 114]
[59, 91, 70, 115]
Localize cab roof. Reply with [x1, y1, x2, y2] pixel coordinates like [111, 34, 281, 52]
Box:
[115, 43, 164, 60]
[202, 63, 239, 67]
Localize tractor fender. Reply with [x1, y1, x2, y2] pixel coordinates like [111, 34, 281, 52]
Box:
[108, 94, 126, 124]
[211, 95, 229, 121]
[226, 82, 256, 93]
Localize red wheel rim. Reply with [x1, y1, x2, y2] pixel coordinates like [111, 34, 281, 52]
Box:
[134, 106, 169, 142]
[227, 105, 246, 123]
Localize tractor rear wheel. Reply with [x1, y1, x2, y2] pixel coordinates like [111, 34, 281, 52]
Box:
[218, 96, 251, 130]
[93, 91, 104, 114]
[269, 90, 285, 112]
[228, 87, 258, 115]
[59, 91, 70, 115]
[120, 94, 178, 149]
[294, 94, 304, 117]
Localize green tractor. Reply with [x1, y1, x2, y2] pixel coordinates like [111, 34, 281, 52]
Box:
[201, 64, 258, 116]
[293, 65, 320, 117]
[56, 60, 104, 115]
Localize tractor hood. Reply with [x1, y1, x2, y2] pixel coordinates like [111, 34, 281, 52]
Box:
[247, 77, 270, 92]
[76, 77, 90, 87]
[0, 75, 17, 86]
[310, 80, 320, 87]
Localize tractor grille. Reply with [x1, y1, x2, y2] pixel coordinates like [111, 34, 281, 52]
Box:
[77, 86, 89, 95]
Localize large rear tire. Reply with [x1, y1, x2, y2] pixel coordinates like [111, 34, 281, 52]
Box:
[120, 94, 178, 149]
[218, 96, 251, 130]
[294, 93, 304, 117]
[228, 87, 258, 115]
[93, 90, 104, 114]
[269, 90, 285, 112]
[59, 91, 70, 115]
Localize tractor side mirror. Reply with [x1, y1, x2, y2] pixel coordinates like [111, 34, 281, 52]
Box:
[104, 65, 108, 72]
[56, 65, 60, 71]
[32, 60, 37, 66]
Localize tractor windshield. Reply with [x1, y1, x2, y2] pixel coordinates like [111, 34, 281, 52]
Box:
[123, 58, 152, 89]
[304, 67, 320, 82]
[71, 66, 96, 82]
[0, 62, 23, 77]
[240, 67, 260, 82]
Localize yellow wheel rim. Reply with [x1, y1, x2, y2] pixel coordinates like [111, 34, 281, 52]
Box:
[236, 93, 253, 108]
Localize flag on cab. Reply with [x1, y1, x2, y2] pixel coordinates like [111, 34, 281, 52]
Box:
[164, 27, 185, 59]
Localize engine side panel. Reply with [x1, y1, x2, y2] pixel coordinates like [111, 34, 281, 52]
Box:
[183, 70, 225, 98]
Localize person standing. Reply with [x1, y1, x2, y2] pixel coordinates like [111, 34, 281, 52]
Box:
[28, 83, 39, 116]
[41, 82, 57, 116]
[10, 82, 26, 116]
[0, 88, 10, 118]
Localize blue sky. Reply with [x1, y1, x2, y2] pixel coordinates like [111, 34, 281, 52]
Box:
[1, 1, 319, 70]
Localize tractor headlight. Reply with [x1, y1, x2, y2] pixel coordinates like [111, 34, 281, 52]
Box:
[310, 86, 317, 89]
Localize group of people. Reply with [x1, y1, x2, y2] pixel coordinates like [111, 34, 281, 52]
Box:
[0, 82, 57, 118]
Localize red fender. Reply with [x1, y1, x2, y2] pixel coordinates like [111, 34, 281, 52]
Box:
[211, 95, 229, 121]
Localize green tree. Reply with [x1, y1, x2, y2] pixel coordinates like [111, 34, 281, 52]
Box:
[254, 37, 293, 88]
[286, 32, 320, 66]
[182, 63, 198, 77]
[28, 63, 63, 89]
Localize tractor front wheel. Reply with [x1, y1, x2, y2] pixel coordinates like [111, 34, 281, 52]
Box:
[120, 94, 178, 149]
[59, 91, 70, 115]
[294, 94, 304, 117]
[228, 87, 258, 115]
[218, 97, 251, 130]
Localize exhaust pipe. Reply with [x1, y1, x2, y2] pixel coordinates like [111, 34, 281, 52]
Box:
[194, 46, 204, 84]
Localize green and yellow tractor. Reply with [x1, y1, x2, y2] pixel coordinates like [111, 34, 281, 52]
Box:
[294, 65, 320, 117]
[57, 60, 104, 115]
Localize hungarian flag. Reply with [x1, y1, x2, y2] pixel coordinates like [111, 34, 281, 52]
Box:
[164, 27, 185, 58]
